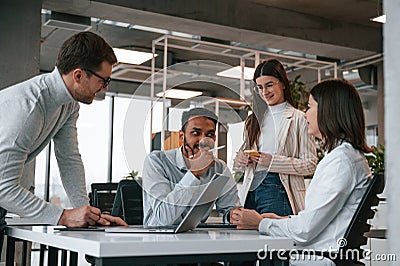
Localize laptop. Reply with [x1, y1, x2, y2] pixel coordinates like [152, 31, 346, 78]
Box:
[105, 173, 230, 234]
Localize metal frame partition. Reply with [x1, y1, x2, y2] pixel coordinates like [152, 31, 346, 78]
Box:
[149, 34, 338, 150]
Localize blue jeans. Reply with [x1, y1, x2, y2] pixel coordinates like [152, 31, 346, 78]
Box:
[245, 172, 293, 216]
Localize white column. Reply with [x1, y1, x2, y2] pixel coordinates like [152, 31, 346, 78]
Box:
[384, 0, 400, 263]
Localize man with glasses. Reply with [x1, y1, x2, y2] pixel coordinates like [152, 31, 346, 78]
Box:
[0, 31, 127, 251]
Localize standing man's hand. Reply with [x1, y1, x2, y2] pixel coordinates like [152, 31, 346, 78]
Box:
[58, 205, 102, 227]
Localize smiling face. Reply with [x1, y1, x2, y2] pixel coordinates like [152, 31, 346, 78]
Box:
[304, 94, 322, 139]
[179, 116, 216, 158]
[255, 75, 285, 106]
[74, 61, 112, 104]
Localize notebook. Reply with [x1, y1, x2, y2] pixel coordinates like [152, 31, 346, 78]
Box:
[105, 173, 229, 234]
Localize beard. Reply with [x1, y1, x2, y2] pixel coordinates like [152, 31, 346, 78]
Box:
[183, 136, 198, 157]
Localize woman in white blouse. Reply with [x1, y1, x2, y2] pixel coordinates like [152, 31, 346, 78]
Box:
[231, 78, 373, 264]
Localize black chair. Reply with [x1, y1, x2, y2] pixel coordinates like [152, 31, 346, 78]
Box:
[111, 179, 144, 225]
[271, 172, 385, 266]
[336, 172, 385, 264]
[90, 182, 119, 213]
[86, 182, 129, 266]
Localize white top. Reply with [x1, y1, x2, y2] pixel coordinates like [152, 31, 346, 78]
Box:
[259, 142, 371, 250]
[258, 102, 286, 154]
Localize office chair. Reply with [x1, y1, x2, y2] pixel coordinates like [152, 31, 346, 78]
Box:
[85, 182, 128, 266]
[111, 179, 144, 225]
[270, 172, 385, 266]
[334, 172, 385, 265]
[90, 182, 119, 213]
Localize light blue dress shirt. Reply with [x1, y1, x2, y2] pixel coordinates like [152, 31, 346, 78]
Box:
[142, 147, 239, 226]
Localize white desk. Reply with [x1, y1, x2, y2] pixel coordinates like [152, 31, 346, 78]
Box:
[5, 225, 294, 265]
[6, 217, 50, 226]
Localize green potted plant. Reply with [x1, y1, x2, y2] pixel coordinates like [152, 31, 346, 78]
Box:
[366, 144, 385, 174]
[289, 74, 309, 111]
[123, 170, 141, 180]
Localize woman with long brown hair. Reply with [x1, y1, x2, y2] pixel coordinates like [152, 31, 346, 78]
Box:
[233, 58, 317, 216]
[231, 78, 373, 264]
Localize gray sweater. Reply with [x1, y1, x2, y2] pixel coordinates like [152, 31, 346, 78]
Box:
[0, 68, 89, 224]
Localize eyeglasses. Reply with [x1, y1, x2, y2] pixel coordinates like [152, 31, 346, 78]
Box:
[82, 68, 111, 88]
[254, 80, 280, 93]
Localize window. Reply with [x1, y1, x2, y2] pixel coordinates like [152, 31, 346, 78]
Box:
[112, 97, 162, 181]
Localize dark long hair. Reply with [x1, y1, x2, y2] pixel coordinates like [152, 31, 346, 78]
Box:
[310, 78, 372, 153]
[244, 58, 295, 148]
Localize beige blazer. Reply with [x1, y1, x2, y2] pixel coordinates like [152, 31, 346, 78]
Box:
[241, 104, 317, 214]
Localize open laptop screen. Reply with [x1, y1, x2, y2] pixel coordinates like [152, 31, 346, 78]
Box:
[105, 173, 228, 234]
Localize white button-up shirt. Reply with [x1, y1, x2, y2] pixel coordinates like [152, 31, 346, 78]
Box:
[259, 142, 371, 252]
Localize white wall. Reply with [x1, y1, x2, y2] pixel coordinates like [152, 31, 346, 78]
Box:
[384, 0, 400, 264]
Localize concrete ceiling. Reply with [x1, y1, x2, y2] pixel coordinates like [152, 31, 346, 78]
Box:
[40, 0, 383, 100]
[42, 0, 382, 58]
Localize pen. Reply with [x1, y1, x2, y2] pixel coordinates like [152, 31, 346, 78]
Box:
[208, 145, 226, 152]
[189, 145, 226, 158]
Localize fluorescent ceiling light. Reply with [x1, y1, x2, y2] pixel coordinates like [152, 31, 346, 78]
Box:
[113, 48, 157, 65]
[202, 97, 248, 107]
[156, 89, 202, 99]
[216, 66, 255, 80]
[370, 15, 386, 23]
[96, 20, 196, 39]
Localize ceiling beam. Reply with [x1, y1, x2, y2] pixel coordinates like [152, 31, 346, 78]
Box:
[43, 0, 382, 60]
